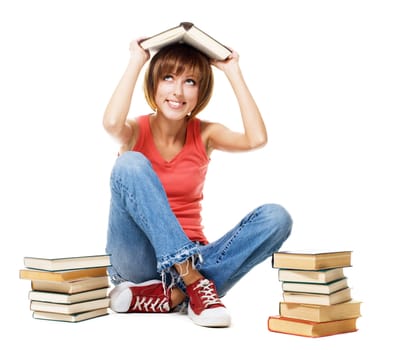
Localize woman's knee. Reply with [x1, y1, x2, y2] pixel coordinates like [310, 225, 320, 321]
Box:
[113, 151, 151, 177]
[116, 151, 150, 169]
[261, 203, 293, 241]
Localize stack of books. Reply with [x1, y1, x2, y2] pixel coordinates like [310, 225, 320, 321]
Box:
[19, 254, 111, 322]
[268, 250, 362, 337]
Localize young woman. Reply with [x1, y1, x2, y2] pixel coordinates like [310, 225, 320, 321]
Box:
[103, 39, 292, 328]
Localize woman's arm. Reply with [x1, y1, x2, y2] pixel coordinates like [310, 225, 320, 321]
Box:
[103, 39, 150, 146]
[205, 51, 267, 153]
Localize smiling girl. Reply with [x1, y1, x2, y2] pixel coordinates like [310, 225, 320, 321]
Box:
[102, 39, 292, 328]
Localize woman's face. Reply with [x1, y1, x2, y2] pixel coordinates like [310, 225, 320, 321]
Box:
[154, 69, 199, 121]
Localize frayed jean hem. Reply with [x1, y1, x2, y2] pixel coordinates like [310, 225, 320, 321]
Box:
[157, 242, 201, 273]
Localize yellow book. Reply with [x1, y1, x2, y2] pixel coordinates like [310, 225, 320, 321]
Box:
[279, 300, 362, 322]
[19, 266, 108, 282]
[31, 276, 110, 294]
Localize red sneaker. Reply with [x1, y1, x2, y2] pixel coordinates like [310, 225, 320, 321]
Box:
[186, 278, 231, 327]
[109, 280, 171, 313]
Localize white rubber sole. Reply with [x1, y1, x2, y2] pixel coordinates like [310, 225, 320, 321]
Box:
[188, 304, 231, 328]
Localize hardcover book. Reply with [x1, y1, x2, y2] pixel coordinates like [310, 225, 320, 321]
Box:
[283, 287, 352, 306]
[140, 22, 232, 60]
[273, 250, 352, 270]
[268, 315, 358, 337]
[19, 266, 108, 282]
[279, 300, 362, 323]
[32, 308, 109, 323]
[281, 277, 348, 294]
[31, 276, 110, 294]
[278, 267, 345, 284]
[28, 287, 109, 304]
[30, 297, 110, 315]
[24, 254, 111, 271]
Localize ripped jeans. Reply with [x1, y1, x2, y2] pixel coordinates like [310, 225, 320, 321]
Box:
[105, 152, 292, 297]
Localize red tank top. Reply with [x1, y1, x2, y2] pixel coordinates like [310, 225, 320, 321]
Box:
[133, 115, 209, 244]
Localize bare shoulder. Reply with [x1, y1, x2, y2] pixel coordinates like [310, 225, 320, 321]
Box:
[199, 119, 217, 139]
[200, 120, 227, 137]
[199, 119, 229, 154]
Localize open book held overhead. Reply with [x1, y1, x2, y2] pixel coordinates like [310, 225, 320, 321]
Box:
[140, 22, 232, 60]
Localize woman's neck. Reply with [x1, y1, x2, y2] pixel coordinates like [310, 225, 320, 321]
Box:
[150, 114, 188, 146]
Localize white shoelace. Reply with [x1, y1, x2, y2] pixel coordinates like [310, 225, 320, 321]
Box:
[131, 296, 170, 312]
[193, 279, 222, 307]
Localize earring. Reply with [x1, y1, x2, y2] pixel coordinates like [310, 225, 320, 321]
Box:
[187, 111, 192, 117]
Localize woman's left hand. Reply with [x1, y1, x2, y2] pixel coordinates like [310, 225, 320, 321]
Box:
[211, 50, 239, 72]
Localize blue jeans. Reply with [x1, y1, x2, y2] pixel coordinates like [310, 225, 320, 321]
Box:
[106, 152, 292, 297]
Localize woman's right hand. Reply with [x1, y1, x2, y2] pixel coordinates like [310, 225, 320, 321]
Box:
[129, 38, 150, 64]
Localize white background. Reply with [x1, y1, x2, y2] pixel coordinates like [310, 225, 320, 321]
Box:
[1, 0, 405, 348]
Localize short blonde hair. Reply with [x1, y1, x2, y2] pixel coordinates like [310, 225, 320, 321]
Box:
[144, 43, 214, 118]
